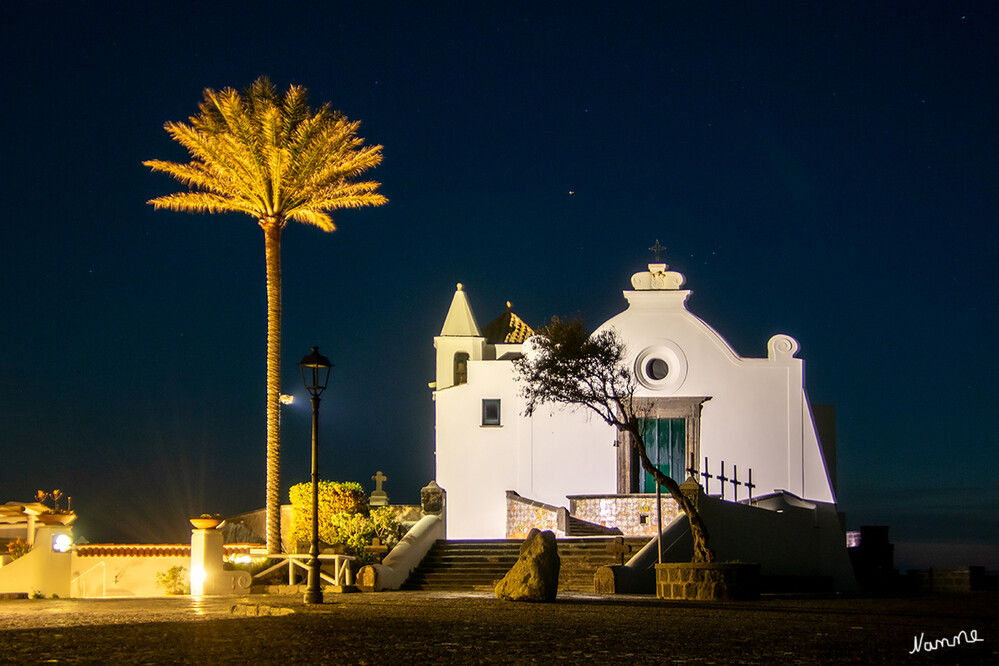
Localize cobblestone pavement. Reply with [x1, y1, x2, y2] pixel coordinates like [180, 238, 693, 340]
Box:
[1, 591, 996, 664]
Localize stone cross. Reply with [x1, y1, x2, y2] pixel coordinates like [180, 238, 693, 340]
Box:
[369, 470, 389, 507]
[364, 537, 390, 564]
[372, 470, 387, 493]
[607, 536, 632, 566]
[716, 461, 728, 500]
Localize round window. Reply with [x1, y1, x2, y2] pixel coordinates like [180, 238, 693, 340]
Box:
[645, 358, 669, 380]
[634, 342, 687, 392]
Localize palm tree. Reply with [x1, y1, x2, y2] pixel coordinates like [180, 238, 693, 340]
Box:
[144, 77, 386, 553]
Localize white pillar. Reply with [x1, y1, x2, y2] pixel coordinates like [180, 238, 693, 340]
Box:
[190, 528, 224, 596]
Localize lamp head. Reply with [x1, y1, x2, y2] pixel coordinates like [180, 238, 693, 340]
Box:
[299, 346, 333, 397]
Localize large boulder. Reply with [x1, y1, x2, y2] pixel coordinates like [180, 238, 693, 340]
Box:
[495, 529, 560, 602]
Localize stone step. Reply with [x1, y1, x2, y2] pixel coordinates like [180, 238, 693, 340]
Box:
[402, 537, 652, 592]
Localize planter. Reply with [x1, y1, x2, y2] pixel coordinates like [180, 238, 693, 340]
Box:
[190, 518, 225, 530]
[655, 562, 760, 601]
[37, 513, 76, 526]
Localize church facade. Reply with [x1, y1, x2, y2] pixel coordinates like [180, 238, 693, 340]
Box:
[432, 263, 837, 540]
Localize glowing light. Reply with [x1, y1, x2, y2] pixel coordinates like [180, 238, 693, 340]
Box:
[280, 394, 294, 405]
[191, 567, 206, 586]
[234, 554, 251, 564]
[52, 534, 72, 552]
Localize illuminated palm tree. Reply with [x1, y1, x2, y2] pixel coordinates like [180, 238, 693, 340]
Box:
[145, 77, 386, 553]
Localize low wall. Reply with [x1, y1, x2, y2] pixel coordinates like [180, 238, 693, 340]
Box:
[2, 535, 260, 598]
[505, 492, 565, 539]
[568, 494, 680, 537]
[655, 562, 761, 600]
[0, 526, 73, 597]
[72, 547, 190, 597]
[906, 567, 988, 594]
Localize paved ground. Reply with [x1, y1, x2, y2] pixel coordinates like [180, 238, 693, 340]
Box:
[1, 591, 996, 664]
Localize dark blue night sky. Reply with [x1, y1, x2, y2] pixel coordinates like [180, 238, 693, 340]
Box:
[2, 2, 996, 567]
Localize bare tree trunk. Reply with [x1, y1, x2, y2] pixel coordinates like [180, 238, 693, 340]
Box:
[629, 425, 715, 563]
[261, 219, 283, 554]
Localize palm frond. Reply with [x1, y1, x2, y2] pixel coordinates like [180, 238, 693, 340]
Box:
[146, 75, 386, 225]
[147, 191, 255, 216]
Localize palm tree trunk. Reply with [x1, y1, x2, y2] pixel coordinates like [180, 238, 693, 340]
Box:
[261, 219, 283, 554]
[629, 425, 715, 563]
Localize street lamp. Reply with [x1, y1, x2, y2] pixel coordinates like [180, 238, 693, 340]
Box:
[299, 345, 332, 605]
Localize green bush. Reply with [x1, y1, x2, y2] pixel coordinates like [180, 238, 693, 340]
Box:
[287, 481, 405, 564]
[328, 512, 377, 561]
[370, 506, 405, 550]
[289, 480, 368, 545]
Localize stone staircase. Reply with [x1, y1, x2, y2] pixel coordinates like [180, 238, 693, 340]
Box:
[400, 537, 650, 592]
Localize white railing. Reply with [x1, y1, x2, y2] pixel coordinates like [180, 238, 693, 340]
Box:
[248, 550, 355, 586]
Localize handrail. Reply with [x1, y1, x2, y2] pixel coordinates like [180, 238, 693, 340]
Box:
[70, 561, 105, 598]
[249, 551, 356, 586]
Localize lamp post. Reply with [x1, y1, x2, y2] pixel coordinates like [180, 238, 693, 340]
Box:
[299, 346, 332, 605]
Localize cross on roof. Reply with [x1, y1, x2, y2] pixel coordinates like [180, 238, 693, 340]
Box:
[745, 469, 757, 501]
[372, 471, 387, 493]
[648, 239, 667, 263]
[731, 465, 743, 502]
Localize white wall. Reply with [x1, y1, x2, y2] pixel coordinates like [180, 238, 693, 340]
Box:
[600, 289, 834, 503]
[70, 554, 190, 597]
[435, 360, 522, 539]
[0, 526, 72, 597]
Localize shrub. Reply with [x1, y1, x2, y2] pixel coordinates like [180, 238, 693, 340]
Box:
[328, 512, 377, 562]
[370, 506, 405, 550]
[155, 565, 190, 595]
[7, 537, 31, 560]
[289, 480, 368, 545]
[287, 481, 404, 564]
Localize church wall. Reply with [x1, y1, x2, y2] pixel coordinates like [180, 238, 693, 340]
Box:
[600, 293, 834, 504]
[527, 405, 617, 509]
[434, 360, 522, 539]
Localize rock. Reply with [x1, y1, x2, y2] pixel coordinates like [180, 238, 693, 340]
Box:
[495, 529, 560, 602]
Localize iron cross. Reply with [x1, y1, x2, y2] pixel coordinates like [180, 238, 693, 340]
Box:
[649, 239, 667, 263]
[745, 469, 757, 501]
[716, 461, 728, 500]
[701, 457, 714, 495]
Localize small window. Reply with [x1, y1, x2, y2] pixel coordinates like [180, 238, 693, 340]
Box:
[482, 399, 501, 426]
[454, 352, 469, 385]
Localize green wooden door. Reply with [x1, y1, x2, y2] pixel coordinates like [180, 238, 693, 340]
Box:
[638, 418, 686, 492]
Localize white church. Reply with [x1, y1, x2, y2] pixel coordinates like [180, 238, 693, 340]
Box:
[432, 260, 838, 542]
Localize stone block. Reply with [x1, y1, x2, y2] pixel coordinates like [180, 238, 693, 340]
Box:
[655, 562, 760, 601]
[495, 529, 561, 602]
